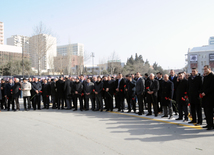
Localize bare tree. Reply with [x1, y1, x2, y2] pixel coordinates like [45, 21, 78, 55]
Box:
[108, 51, 121, 75]
[30, 22, 56, 75]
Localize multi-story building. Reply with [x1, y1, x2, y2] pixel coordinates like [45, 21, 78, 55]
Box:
[7, 35, 30, 54]
[209, 37, 214, 45]
[0, 21, 4, 45]
[57, 43, 84, 56]
[0, 45, 25, 64]
[29, 34, 57, 74]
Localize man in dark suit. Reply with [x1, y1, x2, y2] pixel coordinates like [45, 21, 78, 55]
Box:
[84, 78, 94, 111]
[32, 78, 42, 110]
[5, 79, 15, 111]
[201, 65, 214, 130]
[115, 73, 126, 112]
[157, 72, 164, 113]
[161, 74, 174, 119]
[50, 78, 58, 109]
[64, 77, 73, 110]
[105, 76, 115, 112]
[0, 79, 6, 110]
[94, 76, 104, 111]
[135, 72, 145, 115]
[56, 76, 65, 109]
[13, 78, 21, 111]
[42, 79, 51, 109]
[73, 78, 84, 111]
[175, 72, 188, 122]
[126, 75, 136, 113]
[187, 68, 202, 125]
[146, 73, 159, 117]
[169, 69, 178, 114]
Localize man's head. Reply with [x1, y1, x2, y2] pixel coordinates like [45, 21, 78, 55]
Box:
[107, 76, 111, 81]
[170, 70, 175, 76]
[23, 78, 27, 83]
[15, 78, 19, 83]
[29, 78, 32, 82]
[164, 74, 169, 82]
[76, 78, 79, 82]
[149, 73, 155, 80]
[144, 73, 148, 79]
[136, 72, 141, 78]
[191, 68, 198, 76]
[44, 79, 47, 84]
[204, 65, 211, 75]
[93, 76, 97, 82]
[118, 73, 122, 79]
[87, 78, 91, 83]
[1, 79, 5, 83]
[178, 72, 184, 80]
[35, 78, 38, 82]
[80, 74, 84, 81]
[9, 79, 13, 84]
[97, 76, 101, 82]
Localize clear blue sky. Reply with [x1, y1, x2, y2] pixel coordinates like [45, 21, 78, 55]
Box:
[1, 0, 214, 69]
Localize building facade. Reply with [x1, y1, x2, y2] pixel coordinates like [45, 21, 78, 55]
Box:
[187, 45, 214, 74]
[0, 21, 4, 45]
[57, 43, 84, 56]
[29, 34, 57, 73]
[7, 35, 30, 54]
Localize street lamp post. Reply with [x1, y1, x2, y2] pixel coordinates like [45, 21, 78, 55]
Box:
[91, 52, 95, 74]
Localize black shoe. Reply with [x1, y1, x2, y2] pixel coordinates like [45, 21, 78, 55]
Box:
[100, 110, 103, 112]
[146, 113, 152, 116]
[183, 119, 188, 122]
[175, 118, 182, 120]
[155, 115, 158, 117]
[197, 122, 202, 125]
[188, 121, 196, 124]
[42, 107, 46, 109]
[138, 112, 142, 115]
[203, 125, 208, 128]
[117, 109, 121, 112]
[66, 108, 71, 110]
[73, 109, 77, 111]
[61, 107, 65, 109]
[127, 110, 131, 113]
[207, 127, 213, 130]
[161, 115, 168, 118]
[38, 108, 41, 110]
[168, 115, 172, 119]
[121, 110, 124, 112]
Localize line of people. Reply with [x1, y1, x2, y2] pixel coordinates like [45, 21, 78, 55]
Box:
[0, 65, 213, 130]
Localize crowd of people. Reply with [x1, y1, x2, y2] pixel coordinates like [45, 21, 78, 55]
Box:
[0, 65, 214, 130]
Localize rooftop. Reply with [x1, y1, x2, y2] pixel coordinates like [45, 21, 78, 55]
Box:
[189, 45, 214, 53]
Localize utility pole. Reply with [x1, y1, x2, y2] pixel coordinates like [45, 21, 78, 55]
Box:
[91, 52, 94, 74]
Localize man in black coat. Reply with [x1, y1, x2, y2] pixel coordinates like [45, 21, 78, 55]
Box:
[175, 72, 188, 121]
[0, 79, 6, 110]
[13, 78, 21, 111]
[146, 73, 159, 117]
[42, 79, 51, 109]
[83, 78, 94, 110]
[5, 79, 15, 111]
[126, 75, 136, 113]
[31, 78, 42, 110]
[169, 69, 178, 114]
[102, 76, 108, 109]
[201, 65, 214, 130]
[105, 76, 115, 112]
[115, 73, 126, 112]
[64, 77, 73, 110]
[56, 76, 65, 109]
[161, 74, 174, 119]
[94, 76, 104, 111]
[187, 68, 202, 125]
[135, 72, 145, 115]
[73, 78, 84, 111]
[50, 78, 58, 109]
[157, 72, 164, 113]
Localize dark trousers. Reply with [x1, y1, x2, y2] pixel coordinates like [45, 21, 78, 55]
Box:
[7, 96, 14, 110]
[51, 95, 57, 108]
[14, 97, 20, 110]
[158, 96, 162, 112]
[43, 95, 50, 108]
[74, 95, 83, 110]
[147, 95, 158, 115]
[115, 94, 119, 108]
[0, 97, 6, 109]
[96, 94, 103, 110]
[23, 97, 30, 109]
[85, 95, 94, 110]
[57, 97, 64, 109]
[137, 94, 144, 114]
[118, 92, 124, 110]
[33, 95, 41, 110]
[106, 93, 113, 111]
[190, 104, 202, 123]
[204, 105, 214, 128]
[178, 103, 188, 120]
[66, 98, 71, 109]
[128, 97, 136, 112]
